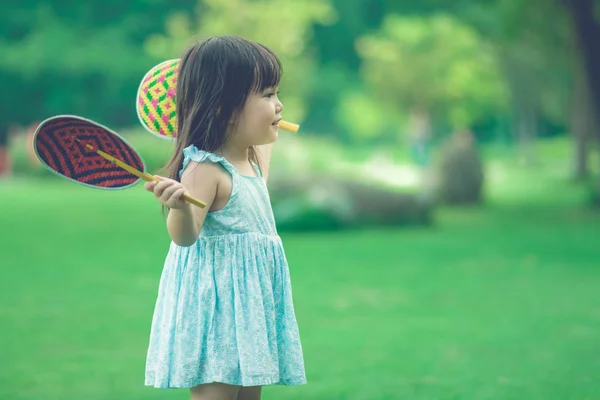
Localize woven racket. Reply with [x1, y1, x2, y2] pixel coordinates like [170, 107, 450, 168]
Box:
[33, 115, 206, 208]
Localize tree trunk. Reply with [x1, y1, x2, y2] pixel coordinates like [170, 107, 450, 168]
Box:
[0, 127, 11, 177]
[564, 0, 600, 135]
[514, 100, 539, 166]
[571, 57, 594, 180]
[563, 0, 600, 203]
[499, 47, 540, 165]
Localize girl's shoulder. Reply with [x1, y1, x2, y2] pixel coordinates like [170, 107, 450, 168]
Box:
[180, 146, 234, 175]
[180, 146, 235, 212]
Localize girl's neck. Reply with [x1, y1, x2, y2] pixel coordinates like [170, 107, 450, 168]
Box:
[217, 143, 249, 163]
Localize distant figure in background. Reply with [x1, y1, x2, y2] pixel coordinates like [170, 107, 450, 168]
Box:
[407, 107, 432, 168]
[0, 127, 10, 177]
[143, 36, 306, 400]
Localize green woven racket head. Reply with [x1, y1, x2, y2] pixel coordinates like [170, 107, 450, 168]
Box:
[136, 59, 179, 140]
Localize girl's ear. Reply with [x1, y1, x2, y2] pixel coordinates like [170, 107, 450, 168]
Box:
[228, 109, 239, 125]
[217, 106, 233, 124]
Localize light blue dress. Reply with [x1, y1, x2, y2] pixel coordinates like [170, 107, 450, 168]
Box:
[145, 145, 306, 388]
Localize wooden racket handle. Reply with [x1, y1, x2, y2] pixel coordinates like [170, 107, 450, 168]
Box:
[73, 131, 207, 209]
[92, 147, 206, 209]
[142, 173, 207, 209]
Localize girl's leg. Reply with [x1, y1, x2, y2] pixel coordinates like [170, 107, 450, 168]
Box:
[190, 382, 240, 400]
[237, 386, 262, 400]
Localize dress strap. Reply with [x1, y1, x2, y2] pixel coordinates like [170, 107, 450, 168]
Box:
[179, 145, 241, 199]
[180, 145, 238, 178]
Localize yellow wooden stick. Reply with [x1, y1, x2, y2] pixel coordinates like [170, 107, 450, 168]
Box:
[79, 141, 207, 209]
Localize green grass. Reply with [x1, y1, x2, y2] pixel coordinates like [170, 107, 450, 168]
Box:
[1, 148, 600, 399]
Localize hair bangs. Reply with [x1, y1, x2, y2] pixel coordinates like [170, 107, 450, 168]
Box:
[250, 44, 282, 93]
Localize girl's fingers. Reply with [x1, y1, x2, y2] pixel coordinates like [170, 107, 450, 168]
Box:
[158, 183, 179, 202]
[153, 179, 176, 198]
[167, 188, 187, 208]
[145, 177, 187, 208]
[144, 181, 157, 191]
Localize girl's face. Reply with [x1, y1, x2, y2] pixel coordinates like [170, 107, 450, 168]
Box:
[232, 86, 283, 147]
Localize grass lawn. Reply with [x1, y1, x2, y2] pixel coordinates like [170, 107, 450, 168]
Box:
[1, 149, 600, 399]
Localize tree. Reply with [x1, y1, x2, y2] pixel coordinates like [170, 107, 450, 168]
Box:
[563, 0, 600, 181]
[355, 14, 507, 141]
[0, 0, 195, 174]
[563, 0, 600, 121]
[145, 0, 336, 124]
[0, 0, 195, 129]
[382, 0, 580, 165]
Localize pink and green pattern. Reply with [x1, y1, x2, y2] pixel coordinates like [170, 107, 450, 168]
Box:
[136, 59, 179, 140]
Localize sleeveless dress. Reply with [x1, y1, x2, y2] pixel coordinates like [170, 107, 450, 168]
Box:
[144, 145, 306, 388]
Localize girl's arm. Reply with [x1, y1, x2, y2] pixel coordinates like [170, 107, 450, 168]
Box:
[256, 144, 273, 183]
[146, 162, 218, 246]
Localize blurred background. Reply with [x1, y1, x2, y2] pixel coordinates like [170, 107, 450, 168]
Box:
[1, 0, 600, 399]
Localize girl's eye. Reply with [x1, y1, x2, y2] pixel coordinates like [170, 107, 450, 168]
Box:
[266, 91, 280, 98]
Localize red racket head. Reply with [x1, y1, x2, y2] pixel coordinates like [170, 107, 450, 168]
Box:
[33, 115, 146, 189]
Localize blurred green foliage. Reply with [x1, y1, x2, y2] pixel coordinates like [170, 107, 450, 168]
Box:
[0, 0, 592, 145]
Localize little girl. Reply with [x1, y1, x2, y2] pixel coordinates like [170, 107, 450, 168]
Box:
[143, 36, 306, 400]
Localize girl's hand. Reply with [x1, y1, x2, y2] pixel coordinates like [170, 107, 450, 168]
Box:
[144, 176, 189, 210]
